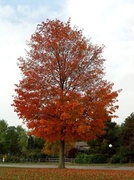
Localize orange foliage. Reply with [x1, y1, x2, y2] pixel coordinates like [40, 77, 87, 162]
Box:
[0, 168, 134, 180]
[42, 140, 75, 156]
[12, 19, 120, 143]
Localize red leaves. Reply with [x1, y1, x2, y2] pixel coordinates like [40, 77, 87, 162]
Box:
[60, 112, 70, 121]
[12, 18, 120, 143]
[1, 168, 134, 180]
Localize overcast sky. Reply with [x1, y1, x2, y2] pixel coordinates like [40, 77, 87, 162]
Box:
[0, 0, 134, 127]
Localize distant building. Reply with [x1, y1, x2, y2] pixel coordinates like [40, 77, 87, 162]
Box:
[75, 141, 89, 152]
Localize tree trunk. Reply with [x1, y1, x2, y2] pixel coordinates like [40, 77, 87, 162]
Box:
[58, 140, 65, 168]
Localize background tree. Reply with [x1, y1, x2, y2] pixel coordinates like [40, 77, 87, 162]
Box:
[5, 126, 20, 155]
[27, 135, 44, 160]
[0, 120, 8, 154]
[0, 121, 44, 162]
[16, 125, 28, 156]
[87, 120, 120, 158]
[28, 135, 34, 149]
[12, 19, 120, 168]
[42, 141, 60, 157]
[119, 113, 134, 162]
[34, 136, 44, 150]
[42, 141, 74, 157]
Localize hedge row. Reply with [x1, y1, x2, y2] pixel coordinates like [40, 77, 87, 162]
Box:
[75, 153, 107, 164]
[0, 154, 129, 163]
[75, 153, 129, 164]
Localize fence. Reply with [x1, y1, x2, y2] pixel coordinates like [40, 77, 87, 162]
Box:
[39, 158, 74, 163]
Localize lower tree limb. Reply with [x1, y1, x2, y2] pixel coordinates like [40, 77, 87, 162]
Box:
[59, 140, 65, 168]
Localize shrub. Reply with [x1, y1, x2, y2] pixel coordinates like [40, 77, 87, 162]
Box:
[119, 156, 128, 163]
[75, 153, 107, 164]
[110, 155, 120, 163]
[86, 154, 94, 164]
[75, 153, 86, 163]
[92, 154, 107, 164]
[5, 155, 21, 163]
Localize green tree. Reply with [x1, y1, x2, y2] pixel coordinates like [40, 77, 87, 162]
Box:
[16, 125, 28, 156]
[119, 113, 134, 162]
[28, 135, 34, 149]
[88, 120, 120, 158]
[5, 126, 20, 155]
[34, 136, 44, 150]
[27, 135, 44, 160]
[0, 120, 8, 154]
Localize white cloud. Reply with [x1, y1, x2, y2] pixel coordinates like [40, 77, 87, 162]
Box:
[0, 5, 42, 126]
[16, 5, 50, 23]
[66, 0, 134, 124]
[0, 4, 15, 19]
[0, 22, 32, 127]
[0, 1, 66, 126]
[67, 0, 134, 43]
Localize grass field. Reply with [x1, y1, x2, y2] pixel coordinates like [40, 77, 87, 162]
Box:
[0, 167, 134, 180]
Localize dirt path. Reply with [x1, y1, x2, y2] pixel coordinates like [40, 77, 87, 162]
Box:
[0, 163, 134, 171]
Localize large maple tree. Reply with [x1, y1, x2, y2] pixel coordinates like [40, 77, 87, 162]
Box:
[13, 19, 120, 168]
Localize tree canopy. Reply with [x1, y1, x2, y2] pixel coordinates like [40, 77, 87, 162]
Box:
[12, 19, 120, 168]
[120, 113, 134, 160]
